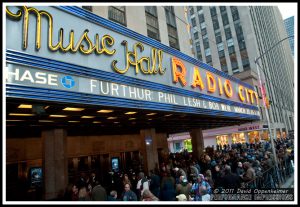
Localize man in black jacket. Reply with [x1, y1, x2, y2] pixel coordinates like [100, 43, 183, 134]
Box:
[222, 165, 241, 189]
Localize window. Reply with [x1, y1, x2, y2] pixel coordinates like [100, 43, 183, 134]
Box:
[198, 14, 205, 23]
[242, 58, 250, 70]
[108, 6, 126, 26]
[225, 28, 232, 39]
[215, 31, 222, 43]
[206, 55, 212, 63]
[197, 52, 203, 61]
[238, 40, 246, 50]
[221, 64, 228, 72]
[235, 23, 243, 35]
[232, 69, 239, 74]
[145, 6, 157, 16]
[168, 25, 180, 50]
[145, 7, 160, 41]
[210, 7, 217, 16]
[191, 17, 196, 27]
[222, 13, 229, 26]
[212, 15, 220, 30]
[218, 50, 225, 58]
[189, 6, 194, 15]
[227, 38, 234, 47]
[240, 49, 250, 70]
[201, 28, 207, 36]
[230, 54, 238, 70]
[195, 42, 201, 52]
[235, 23, 245, 45]
[194, 31, 199, 40]
[220, 57, 228, 72]
[220, 6, 227, 13]
[203, 38, 209, 49]
[228, 46, 235, 54]
[237, 33, 244, 41]
[205, 48, 211, 56]
[230, 6, 240, 21]
[165, 6, 180, 50]
[200, 22, 206, 29]
[165, 6, 176, 27]
[197, 6, 202, 11]
[82, 6, 92, 12]
[217, 43, 224, 51]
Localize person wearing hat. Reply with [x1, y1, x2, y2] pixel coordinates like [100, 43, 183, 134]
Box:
[176, 194, 187, 201]
[189, 162, 199, 183]
[176, 176, 192, 201]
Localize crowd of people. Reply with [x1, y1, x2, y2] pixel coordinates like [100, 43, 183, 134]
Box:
[63, 137, 294, 201]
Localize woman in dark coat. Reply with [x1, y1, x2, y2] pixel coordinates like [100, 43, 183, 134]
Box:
[160, 171, 176, 201]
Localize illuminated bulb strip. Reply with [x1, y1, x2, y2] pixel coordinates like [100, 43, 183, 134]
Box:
[18, 104, 32, 108]
[81, 116, 95, 118]
[125, 112, 137, 115]
[97, 110, 114, 113]
[107, 117, 117, 119]
[39, 120, 54, 122]
[49, 115, 67, 117]
[9, 113, 35, 116]
[63, 107, 85, 111]
[6, 120, 24, 121]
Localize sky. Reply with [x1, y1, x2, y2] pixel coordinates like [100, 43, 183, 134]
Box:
[277, 3, 297, 19]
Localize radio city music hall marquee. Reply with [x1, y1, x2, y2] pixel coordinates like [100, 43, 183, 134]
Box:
[5, 6, 260, 117]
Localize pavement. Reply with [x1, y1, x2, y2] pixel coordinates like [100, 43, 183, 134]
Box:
[280, 173, 294, 188]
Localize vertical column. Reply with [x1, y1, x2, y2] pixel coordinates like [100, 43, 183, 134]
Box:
[140, 128, 159, 175]
[42, 129, 68, 200]
[279, 128, 283, 139]
[244, 132, 249, 143]
[274, 129, 277, 140]
[228, 134, 232, 146]
[190, 128, 204, 161]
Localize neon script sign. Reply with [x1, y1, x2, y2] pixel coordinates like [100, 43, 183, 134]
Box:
[6, 6, 166, 76]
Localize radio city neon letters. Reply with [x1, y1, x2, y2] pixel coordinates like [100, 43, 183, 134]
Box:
[172, 58, 258, 105]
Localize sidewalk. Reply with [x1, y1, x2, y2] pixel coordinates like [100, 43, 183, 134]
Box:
[280, 173, 294, 188]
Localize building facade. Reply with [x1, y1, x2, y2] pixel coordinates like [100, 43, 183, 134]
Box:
[5, 5, 260, 201]
[250, 6, 294, 133]
[186, 5, 294, 147]
[284, 16, 294, 57]
[83, 6, 193, 57]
